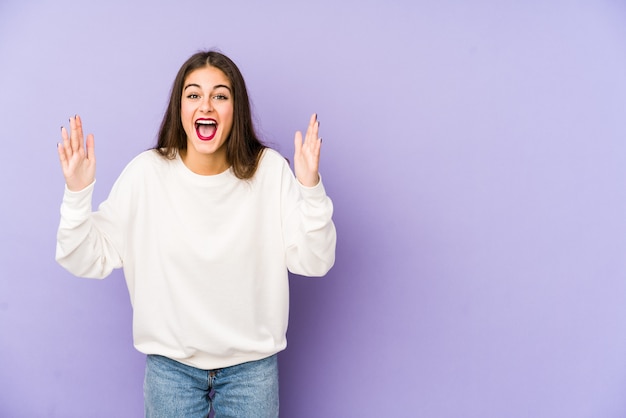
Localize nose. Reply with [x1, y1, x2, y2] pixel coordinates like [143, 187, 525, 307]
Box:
[200, 96, 213, 113]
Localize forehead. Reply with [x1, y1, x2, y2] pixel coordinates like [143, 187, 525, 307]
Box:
[184, 65, 231, 88]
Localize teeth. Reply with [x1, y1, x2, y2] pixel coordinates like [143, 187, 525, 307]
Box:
[196, 120, 216, 125]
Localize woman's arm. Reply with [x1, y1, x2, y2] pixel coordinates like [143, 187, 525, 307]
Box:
[55, 116, 125, 279]
[283, 114, 336, 276]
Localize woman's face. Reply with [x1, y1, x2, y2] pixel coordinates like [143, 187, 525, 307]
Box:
[180, 65, 234, 174]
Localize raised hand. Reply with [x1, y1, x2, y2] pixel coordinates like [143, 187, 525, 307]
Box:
[294, 113, 322, 187]
[57, 115, 96, 192]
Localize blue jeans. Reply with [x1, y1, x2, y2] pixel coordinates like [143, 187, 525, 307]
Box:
[144, 354, 279, 418]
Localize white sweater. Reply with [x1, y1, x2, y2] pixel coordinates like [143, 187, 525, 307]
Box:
[56, 148, 336, 369]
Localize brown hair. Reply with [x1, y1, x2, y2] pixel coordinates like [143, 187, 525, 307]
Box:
[154, 50, 266, 179]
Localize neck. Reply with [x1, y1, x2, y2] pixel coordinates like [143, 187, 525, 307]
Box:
[180, 149, 230, 176]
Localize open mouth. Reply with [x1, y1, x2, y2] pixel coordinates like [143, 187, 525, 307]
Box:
[195, 118, 217, 141]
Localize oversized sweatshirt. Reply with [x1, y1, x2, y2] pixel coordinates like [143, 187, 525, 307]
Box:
[56, 148, 336, 370]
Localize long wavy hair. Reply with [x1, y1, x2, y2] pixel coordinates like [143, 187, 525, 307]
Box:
[154, 50, 266, 179]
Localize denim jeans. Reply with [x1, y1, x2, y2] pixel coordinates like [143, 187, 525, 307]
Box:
[144, 354, 279, 418]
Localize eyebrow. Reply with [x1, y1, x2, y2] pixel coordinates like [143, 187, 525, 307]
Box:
[183, 83, 232, 92]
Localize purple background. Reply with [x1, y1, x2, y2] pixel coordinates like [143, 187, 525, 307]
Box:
[1, 1, 626, 416]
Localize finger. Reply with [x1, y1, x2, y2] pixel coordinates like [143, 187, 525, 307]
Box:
[75, 114, 86, 154]
[61, 126, 72, 158]
[306, 113, 317, 139]
[294, 130, 303, 155]
[314, 136, 322, 156]
[304, 113, 318, 144]
[311, 137, 321, 160]
[57, 142, 68, 170]
[311, 113, 319, 138]
[85, 133, 96, 162]
[70, 115, 84, 153]
[313, 115, 320, 149]
[69, 116, 77, 152]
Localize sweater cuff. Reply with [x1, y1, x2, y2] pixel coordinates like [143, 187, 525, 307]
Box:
[297, 173, 328, 200]
[60, 180, 96, 221]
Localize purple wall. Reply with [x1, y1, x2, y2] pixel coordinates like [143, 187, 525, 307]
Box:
[1, 1, 626, 416]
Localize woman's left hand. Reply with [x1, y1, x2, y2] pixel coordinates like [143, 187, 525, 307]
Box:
[294, 113, 322, 187]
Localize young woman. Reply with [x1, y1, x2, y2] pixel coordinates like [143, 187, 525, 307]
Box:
[55, 50, 336, 417]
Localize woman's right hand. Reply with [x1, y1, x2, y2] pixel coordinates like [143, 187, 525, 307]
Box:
[57, 115, 96, 192]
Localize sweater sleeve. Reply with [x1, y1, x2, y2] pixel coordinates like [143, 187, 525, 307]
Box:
[281, 163, 337, 277]
[55, 165, 133, 279]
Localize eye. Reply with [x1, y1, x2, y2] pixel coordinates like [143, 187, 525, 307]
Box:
[213, 93, 229, 100]
[186, 93, 200, 99]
